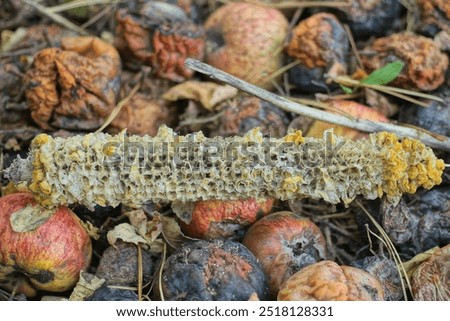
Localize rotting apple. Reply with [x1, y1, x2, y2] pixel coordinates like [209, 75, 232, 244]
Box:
[242, 211, 327, 298]
[277, 260, 385, 301]
[306, 100, 389, 140]
[204, 2, 288, 89]
[0, 193, 92, 296]
[179, 198, 274, 240]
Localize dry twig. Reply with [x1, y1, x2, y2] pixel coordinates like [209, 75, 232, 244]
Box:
[185, 58, 450, 152]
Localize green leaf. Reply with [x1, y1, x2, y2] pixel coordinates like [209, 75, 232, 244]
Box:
[340, 85, 353, 94]
[361, 61, 404, 86]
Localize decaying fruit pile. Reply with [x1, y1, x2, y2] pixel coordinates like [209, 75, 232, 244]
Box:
[0, 0, 449, 301]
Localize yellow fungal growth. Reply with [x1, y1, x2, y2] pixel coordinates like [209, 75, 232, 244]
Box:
[33, 134, 50, 146]
[5, 126, 445, 210]
[284, 130, 305, 145]
[376, 132, 445, 202]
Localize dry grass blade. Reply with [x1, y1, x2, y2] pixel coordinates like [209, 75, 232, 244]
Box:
[365, 224, 390, 256]
[330, 75, 445, 104]
[288, 97, 357, 120]
[158, 241, 167, 301]
[366, 85, 431, 108]
[46, 0, 121, 13]
[137, 244, 143, 301]
[262, 60, 301, 84]
[96, 82, 140, 133]
[356, 200, 411, 301]
[237, 0, 350, 9]
[22, 0, 89, 35]
[344, 24, 364, 70]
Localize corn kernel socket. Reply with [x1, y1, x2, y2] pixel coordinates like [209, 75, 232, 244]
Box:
[5, 126, 445, 210]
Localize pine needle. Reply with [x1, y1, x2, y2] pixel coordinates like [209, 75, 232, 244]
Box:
[356, 200, 412, 301]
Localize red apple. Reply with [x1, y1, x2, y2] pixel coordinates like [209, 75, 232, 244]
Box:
[204, 2, 288, 89]
[242, 211, 327, 298]
[0, 193, 92, 296]
[180, 198, 274, 239]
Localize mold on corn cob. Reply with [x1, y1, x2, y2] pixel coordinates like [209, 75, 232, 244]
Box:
[5, 126, 445, 210]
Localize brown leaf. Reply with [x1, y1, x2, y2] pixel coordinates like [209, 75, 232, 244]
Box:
[143, 213, 163, 245]
[162, 80, 237, 110]
[160, 215, 185, 248]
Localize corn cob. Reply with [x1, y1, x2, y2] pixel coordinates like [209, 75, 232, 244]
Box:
[5, 126, 445, 210]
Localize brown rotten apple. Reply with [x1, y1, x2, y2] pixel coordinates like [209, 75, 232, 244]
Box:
[0, 193, 92, 296]
[278, 260, 385, 301]
[242, 211, 327, 298]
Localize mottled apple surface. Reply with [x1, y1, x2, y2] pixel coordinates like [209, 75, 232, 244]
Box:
[0, 193, 92, 295]
[180, 198, 274, 239]
[242, 211, 327, 298]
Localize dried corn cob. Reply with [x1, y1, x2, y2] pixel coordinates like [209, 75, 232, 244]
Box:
[5, 126, 445, 210]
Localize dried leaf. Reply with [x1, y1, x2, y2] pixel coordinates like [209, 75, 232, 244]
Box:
[80, 220, 101, 240]
[142, 213, 163, 245]
[361, 61, 404, 86]
[148, 238, 165, 254]
[162, 80, 238, 110]
[107, 223, 148, 246]
[161, 215, 185, 248]
[69, 272, 105, 301]
[402, 246, 440, 279]
[125, 209, 148, 231]
[0, 27, 27, 53]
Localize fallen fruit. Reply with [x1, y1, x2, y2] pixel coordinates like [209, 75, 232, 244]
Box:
[24, 36, 121, 130]
[114, 1, 205, 82]
[242, 211, 326, 298]
[277, 260, 384, 301]
[204, 2, 288, 89]
[351, 255, 403, 301]
[180, 198, 274, 240]
[87, 286, 138, 301]
[306, 100, 389, 140]
[361, 32, 448, 91]
[160, 239, 270, 300]
[286, 12, 349, 93]
[0, 193, 92, 296]
[95, 242, 155, 286]
[213, 96, 290, 138]
[411, 244, 450, 301]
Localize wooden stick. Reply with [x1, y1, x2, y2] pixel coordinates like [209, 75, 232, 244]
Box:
[185, 58, 450, 152]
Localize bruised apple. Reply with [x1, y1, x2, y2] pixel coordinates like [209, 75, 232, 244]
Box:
[180, 198, 274, 240]
[242, 211, 326, 298]
[0, 193, 92, 296]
